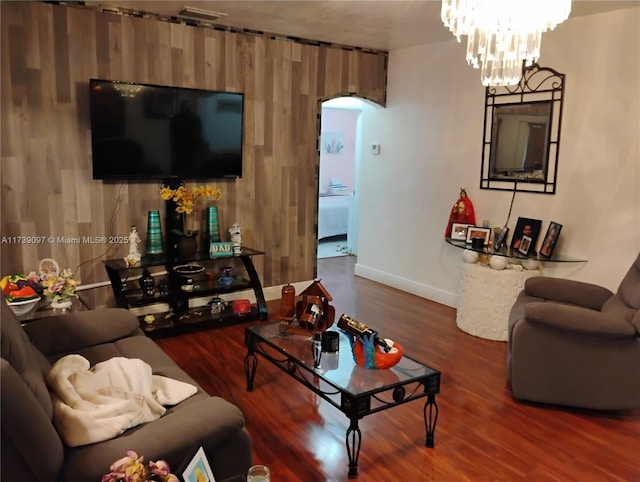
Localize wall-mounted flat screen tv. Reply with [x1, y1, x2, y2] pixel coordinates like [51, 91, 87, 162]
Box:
[89, 79, 243, 180]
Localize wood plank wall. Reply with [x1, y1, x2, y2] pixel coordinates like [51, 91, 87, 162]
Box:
[0, 2, 387, 307]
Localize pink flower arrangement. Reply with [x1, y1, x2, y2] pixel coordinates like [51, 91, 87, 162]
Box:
[40, 268, 77, 302]
[102, 450, 178, 482]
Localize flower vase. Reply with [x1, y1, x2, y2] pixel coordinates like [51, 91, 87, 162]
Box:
[176, 236, 198, 260]
[207, 206, 221, 243]
[51, 298, 72, 310]
[146, 210, 164, 255]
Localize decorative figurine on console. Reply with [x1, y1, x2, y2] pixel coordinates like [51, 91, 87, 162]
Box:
[338, 314, 403, 369]
[281, 279, 335, 335]
[124, 226, 141, 267]
[229, 223, 242, 255]
[445, 188, 476, 238]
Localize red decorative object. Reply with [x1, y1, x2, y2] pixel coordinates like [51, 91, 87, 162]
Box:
[352, 338, 404, 370]
[445, 188, 476, 238]
[232, 299, 251, 315]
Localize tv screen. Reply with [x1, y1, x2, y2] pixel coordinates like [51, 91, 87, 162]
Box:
[89, 79, 243, 180]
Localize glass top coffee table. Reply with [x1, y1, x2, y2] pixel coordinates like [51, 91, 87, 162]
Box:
[244, 322, 441, 478]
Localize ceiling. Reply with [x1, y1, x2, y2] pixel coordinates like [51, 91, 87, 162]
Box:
[96, 1, 638, 51]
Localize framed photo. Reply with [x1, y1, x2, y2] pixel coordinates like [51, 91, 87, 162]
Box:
[540, 221, 562, 258]
[494, 227, 509, 250]
[181, 447, 216, 482]
[465, 226, 491, 245]
[518, 235, 533, 255]
[450, 223, 473, 241]
[510, 217, 542, 253]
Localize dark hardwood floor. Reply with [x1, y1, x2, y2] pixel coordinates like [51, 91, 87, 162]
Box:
[156, 256, 640, 482]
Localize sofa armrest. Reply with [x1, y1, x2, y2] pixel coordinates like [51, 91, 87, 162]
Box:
[524, 277, 613, 310]
[1, 359, 65, 482]
[22, 309, 141, 357]
[524, 302, 637, 338]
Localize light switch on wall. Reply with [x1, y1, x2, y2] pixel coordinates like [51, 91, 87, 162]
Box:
[371, 143, 381, 155]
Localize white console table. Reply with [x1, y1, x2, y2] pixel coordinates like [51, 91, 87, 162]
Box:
[456, 262, 540, 341]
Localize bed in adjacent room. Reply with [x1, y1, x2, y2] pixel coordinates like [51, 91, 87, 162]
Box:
[318, 194, 353, 240]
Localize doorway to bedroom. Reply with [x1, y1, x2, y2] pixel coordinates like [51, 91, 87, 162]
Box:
[317, 97, 364, 259]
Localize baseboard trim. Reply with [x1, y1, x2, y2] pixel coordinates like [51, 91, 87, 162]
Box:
[354, 263, 457, 308]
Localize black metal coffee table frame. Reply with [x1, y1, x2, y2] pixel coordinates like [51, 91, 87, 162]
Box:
[244, 323, 441, 478]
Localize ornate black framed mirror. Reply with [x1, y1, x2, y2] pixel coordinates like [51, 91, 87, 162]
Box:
[480, 63, 565, 194]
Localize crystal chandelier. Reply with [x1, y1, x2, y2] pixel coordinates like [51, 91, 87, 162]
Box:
[441, 0, 571, 86]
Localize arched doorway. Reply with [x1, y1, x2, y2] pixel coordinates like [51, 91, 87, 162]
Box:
[317, 97, 364, 259]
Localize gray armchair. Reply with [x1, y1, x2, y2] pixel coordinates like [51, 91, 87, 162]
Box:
[508, 252, 640, 410]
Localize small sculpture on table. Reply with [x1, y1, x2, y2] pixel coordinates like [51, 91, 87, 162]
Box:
[124, 226, 141, 267]
[338, 314, 403, 369]
[445, 188, 476, 238]
[280, 279, 335, 336]
[229, 223, 242, 255]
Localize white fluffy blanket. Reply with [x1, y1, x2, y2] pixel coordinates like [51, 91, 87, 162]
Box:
[46, 354, 197, 447]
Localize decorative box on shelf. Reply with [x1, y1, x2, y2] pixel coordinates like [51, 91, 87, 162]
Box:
[210, 242, 233, 257]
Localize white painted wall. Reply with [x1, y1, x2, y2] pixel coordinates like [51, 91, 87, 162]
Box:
[354, 7, 640, 307]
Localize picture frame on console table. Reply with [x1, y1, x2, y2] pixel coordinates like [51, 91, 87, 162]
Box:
[510, 217, 542, 253]
[180, 446, 215, 482]
[494, 227, 509, 250]
[465, 226, 491, 246]
[540, 221, 562, 258]
[518, 235, 533, 255]
[451, 223, 473, 241]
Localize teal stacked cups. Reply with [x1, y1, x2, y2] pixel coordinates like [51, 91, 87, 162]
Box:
[207, 206, 221, 243]
[146, 210, 164, 255]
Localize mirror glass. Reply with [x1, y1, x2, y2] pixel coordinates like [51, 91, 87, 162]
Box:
[480, 64, 565, 195]
[490, 102, 551, 179]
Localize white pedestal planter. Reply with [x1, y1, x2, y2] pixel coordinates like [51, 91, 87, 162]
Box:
[456, 262, 540, 341]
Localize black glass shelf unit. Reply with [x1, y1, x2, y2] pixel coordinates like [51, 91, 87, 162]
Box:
[103, 247, 268, 338]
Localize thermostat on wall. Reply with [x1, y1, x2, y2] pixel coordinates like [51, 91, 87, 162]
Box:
[371, 143, 381, 155]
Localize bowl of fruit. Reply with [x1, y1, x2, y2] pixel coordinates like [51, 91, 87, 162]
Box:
[6, 297, 40, 316]
[2, 274, 42, 316]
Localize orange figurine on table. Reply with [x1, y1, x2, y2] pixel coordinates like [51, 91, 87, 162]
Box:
[445, 188, 476, 238]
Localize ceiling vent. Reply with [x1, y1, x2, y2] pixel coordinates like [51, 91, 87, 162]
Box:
[178, 6, 228, 22]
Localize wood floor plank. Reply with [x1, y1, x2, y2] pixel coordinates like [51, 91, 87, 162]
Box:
[156, 256, 640, 482]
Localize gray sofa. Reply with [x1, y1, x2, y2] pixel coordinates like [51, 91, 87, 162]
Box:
[1, 301, 252, 482]
[508, 252, 640, 410]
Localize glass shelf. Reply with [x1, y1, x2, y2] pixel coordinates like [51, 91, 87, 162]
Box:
[103, 247, 265, 271]
[445, 238, 586, 263]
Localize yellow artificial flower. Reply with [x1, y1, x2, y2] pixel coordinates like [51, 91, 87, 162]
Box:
[159, 183, 222, 236]
[176, 199, 194, 214]
[203, 185, 222, 200]
[172, 186, 187, 203]
[159, 187, 174, 201]
[41, 274, 56, 287]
